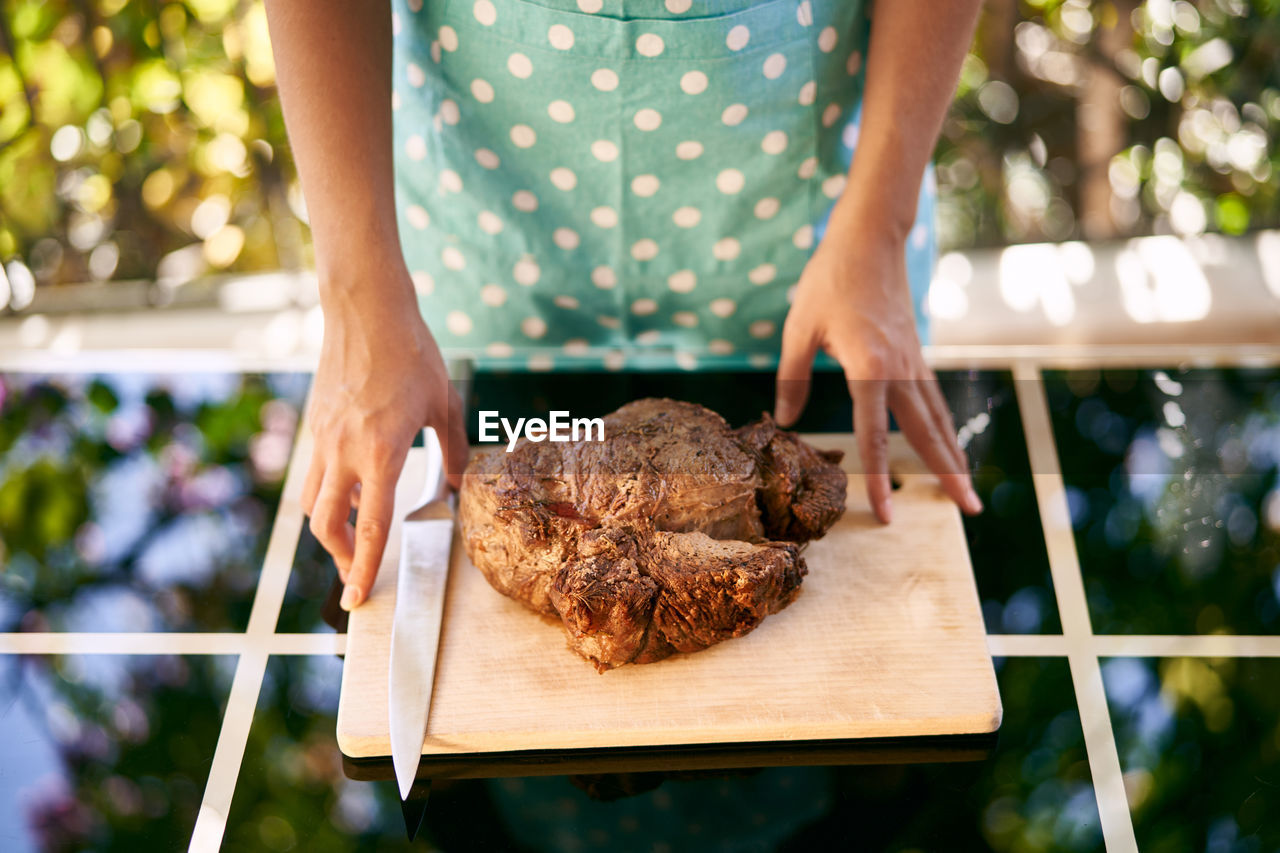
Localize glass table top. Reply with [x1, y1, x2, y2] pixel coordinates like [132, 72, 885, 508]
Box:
[1, 361, 1276, 850]
[1044, 368, 1280, 635]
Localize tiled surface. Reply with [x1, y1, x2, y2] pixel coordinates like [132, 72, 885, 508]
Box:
[224, 655, 414, 851]
[2, 358, 1280, 851]
[0, 654, 235, 852]
[1103, 657, 1280, 851]
[0, 372, 310, 633]
[1045, 368, 1280, 635]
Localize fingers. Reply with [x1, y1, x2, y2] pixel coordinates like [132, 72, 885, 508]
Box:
[775, 320, 819, 428]
[342, 473, 398, 611]
[434, 382, 470, 492]
[919, 375, 967, 476]
[850, 379, 892, 523]
[309, 466, 358, 582]
[890, 382, 983, 515]
[300, 447, 324, 518]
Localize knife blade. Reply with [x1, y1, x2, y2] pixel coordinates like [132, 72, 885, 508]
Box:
[388, 424, 455, 800]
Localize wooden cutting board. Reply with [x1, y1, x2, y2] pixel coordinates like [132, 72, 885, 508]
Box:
[336, 434, 1001, 759]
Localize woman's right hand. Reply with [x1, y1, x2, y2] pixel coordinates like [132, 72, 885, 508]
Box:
[300, 270, 469, 611]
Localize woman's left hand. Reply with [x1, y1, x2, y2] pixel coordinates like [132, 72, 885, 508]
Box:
[773, 202, 983, 524]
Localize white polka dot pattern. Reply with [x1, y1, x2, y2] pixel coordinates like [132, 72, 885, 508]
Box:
[680, 71, 708, 95]
[481, 283, 507, 306]
[550, 167, 577, 190]
[512, 190, 538, 212]
[761, 130, 788, 154]
[675, 140, 703, 160]
[748, 263, 776, 284]
[548, 99, 575, 122]
[636, 33, 664, 57]
[668, 270, 697, 292]
[508, 52, 533, 78]
[672, 206, 701, 228]
[513, 255, 540, 285]
[721, 104, 748, 126]
[709, 298, 736, 318]
[406, 205, 429, 229]
[446, 310, 473, 335]
[442, 247, 466, 269]
[715, 169, 744, 194]
[591, 139, 619, 162]
[631, 239, 659, 261]
[510, 124, 537, 147]
[634, 108, 662, 131]
[392, 0, 906, 368]
[470, 78, 494, 102]
[631, 174, 660, 197]
[590, 206, 618, 228]
[548, 24, 574, 50]
[591, 68, 618, 91]
[553, 227, 580, 249]
[591, 266, 616, 289]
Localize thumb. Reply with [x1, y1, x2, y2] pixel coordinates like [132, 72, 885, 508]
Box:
[775, 318, 818, 428]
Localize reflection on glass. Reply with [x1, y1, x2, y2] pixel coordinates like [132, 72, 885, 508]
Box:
[228, 656, 1099, 851]
[1103, 657, 1280, 851]
[939, 372, 1059, 634]
[1045, 368, 1280, 634]
[225, 655, 421, 850]
[0, 372, 310, 632]
[276, 524, 343, 634]
[0, 654, 234, 851]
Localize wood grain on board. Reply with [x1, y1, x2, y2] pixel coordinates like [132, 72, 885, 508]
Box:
[336, 434, 1001, 758]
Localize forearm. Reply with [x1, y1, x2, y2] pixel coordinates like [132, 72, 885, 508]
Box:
[264, 0, 410, 306]
[830, 0, 982, 239]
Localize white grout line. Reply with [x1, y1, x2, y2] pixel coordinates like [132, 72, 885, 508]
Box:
[189, 649, 267, 853]
[1015, 364, 1139, 853]
[188, 404, 316, 853]
[11, 630, 1275, 660]
[245, 416, 314, 636]
[986, 634, 1069, 656]
[0, 348, 319, 373]
[1, 343, 1277, 375]
[1093, 635, 1280, 657]
[0, 632, 346, 656]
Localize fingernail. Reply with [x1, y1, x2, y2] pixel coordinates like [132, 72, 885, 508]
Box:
[340, 584, 363, 611]
[967, 488, 984, 514]
[877, 497, 892, 524]
[774, 404, 794, 427]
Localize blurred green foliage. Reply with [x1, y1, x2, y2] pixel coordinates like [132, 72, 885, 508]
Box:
[0, 0, 1277, 298]
[0, 0, 307, 301]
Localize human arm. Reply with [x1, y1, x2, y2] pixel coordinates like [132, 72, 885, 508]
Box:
[265, 0, 468, 609]
[774, 0, 984, 523]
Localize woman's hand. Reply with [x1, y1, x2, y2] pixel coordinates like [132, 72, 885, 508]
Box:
[774, 203, 982, 524]
[300, 270, 469, 611]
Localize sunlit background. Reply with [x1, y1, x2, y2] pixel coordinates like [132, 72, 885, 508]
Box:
[0, 0, 1277, 311]
[2, 2, 1280, 851]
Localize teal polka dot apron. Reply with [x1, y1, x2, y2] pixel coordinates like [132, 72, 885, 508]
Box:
[391, 0, 938, 372]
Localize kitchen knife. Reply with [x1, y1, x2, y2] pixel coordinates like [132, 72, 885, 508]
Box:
[388, 423, 453, 800]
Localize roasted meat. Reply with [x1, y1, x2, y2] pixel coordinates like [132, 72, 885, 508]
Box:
[458, 398, 847, 671]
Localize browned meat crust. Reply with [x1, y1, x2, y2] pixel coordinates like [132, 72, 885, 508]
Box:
[458, 399, 846, 671]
